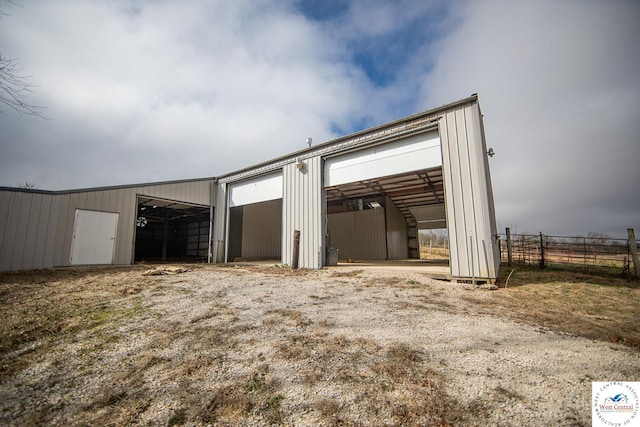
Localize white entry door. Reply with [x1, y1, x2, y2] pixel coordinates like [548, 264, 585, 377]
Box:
[70, 209, 119, 265]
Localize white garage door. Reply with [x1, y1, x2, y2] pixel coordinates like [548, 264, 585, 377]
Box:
[409, 205, 447, 230]
[229, 172, 283, 207]
[70, 209, 119, 265]
[324, 130, 442, 187]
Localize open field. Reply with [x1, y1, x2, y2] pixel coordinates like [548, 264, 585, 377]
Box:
[1, 264, 639, 426]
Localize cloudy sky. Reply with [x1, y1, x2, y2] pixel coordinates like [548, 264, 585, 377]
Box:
[1, 0, 639, 238]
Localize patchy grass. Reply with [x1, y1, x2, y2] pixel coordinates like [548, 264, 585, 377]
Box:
[0, 264, 636, 426]
[473, 266, 640, 347]
[0, 267, 148, 378]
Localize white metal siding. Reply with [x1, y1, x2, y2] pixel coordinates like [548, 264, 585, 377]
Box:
[0, 179, 213, 271]
[324, 130, 441, 187]
[0, 191, 13, 269]
[282, 157, 324, 268]
[327, 209, 387, 260]
[241, 199, 282, 258]
[0, 191, 61, 271]
[440, 102, 497, 279]
[385, 197, 408, 259]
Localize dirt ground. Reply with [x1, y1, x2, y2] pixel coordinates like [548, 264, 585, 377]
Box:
[1, 264, 638, 426]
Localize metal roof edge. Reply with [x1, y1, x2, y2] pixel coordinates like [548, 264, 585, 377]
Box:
[1, 94, 479, 192]
[0, 176, 217, 195]
[0, 187, 57, 195]
[217, 94, 478, 181]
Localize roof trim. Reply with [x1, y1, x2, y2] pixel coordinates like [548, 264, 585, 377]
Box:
[0, 94, 479, 193]
[216, 94, 477, 182]
[0, 176, 217, 195]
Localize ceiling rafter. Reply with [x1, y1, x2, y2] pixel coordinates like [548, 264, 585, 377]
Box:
[325, 167, 445, 223]
[417, 171, 442, 203]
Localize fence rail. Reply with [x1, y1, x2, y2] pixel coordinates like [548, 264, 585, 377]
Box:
[499, 229, 639, 277]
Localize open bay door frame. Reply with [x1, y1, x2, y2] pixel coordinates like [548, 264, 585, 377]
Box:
[70, 209, 119, 265]
[226, 171, 283, 262]
[324, 130, 442, 187]
[228, 172, 283, 208]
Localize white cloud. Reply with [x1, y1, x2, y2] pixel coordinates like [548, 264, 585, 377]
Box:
[1, 0, 638, 237]
[420, 0, 640, 237]
[0, 0, 376, 188]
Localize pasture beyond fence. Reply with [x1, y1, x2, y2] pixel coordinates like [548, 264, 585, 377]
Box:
[499, 228, 639, 277]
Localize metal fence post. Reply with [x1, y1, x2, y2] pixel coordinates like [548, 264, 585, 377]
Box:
[539, 232, 545, 268]
[506, 227, 513, 267]
[628, 228, 639, 278]
[292, 230, 300, 269]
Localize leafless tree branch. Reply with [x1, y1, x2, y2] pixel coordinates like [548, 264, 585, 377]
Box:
[0, 54, 46, 118]
[1, 1, 47, 119]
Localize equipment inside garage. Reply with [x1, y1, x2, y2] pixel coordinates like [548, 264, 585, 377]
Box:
[134, 196, 211, 262]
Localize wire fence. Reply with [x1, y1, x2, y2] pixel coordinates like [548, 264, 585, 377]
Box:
[499, 231, 639, 276]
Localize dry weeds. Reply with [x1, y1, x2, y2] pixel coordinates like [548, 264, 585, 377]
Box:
[0, 264, 638, 426]
[471, 266, 640, 347]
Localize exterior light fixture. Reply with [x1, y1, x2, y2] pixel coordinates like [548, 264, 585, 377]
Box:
[487, 147, 495, 158]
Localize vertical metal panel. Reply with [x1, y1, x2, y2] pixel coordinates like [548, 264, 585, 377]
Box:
[477, 104, 500, 275]
[241, 199, 282, 258]
[212, 182, 227, 262]
[86, 191, 96, 209]
[57, 192, 78, 267]
[11, 192, 33, 270]
[32, 194, 54, 270]
[21, 193, 43, 270]
[440, 101, 498, 280]
[0, 191, 60, 271]
[116, 188, 136, 265]
[385, 197, 408, 260]
[43, 194, 61, 269]
[0, 191, 13, 268]
[465, 103, 489, 276]
[283, 157, 323, 268]
[440, 112, 461, 276]
[0, 191, 20, 270]
[327, 209, 386, 260]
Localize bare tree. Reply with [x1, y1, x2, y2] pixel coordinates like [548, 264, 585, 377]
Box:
[0, 0, 45, 118]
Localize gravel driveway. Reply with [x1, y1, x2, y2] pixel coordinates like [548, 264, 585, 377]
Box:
[1, 265, 638, 426]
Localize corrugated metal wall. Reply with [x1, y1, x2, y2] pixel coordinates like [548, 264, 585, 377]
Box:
[385, 197, 408, 259]
[0, 179, 213, 271]
[0, 191, 61, 271]
[440, 101, 498, 279]
[213, 97, 497, 278]
[327, 209, 387, 260]
[282, 157, 324, 268]
[241, 199, 282, 258]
